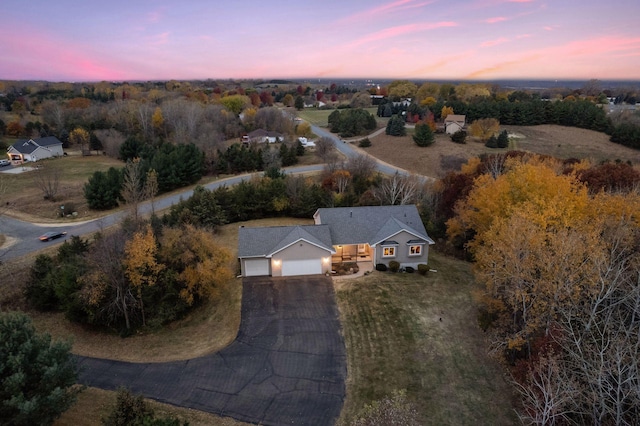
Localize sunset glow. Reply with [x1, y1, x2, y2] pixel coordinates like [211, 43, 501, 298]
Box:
[1, 0, 638, 81]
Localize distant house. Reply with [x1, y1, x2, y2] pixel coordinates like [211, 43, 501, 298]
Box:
[7, 136, 64, 163]
[444, 115, 466, 134]
[238, 205, 435, 277]
[244, 129, 284, 144]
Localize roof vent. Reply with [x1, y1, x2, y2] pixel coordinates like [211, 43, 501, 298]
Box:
[350, 210, 353, 218]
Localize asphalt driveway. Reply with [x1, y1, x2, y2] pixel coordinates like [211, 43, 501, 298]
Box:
[76, 276, 346, 426]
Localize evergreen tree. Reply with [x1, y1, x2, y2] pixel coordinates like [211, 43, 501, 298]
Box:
[84, 167, 123, 210]
[386, 114, 406, 136]
[294, 95, 304, 110]
[413, 122, 435, 146]
[497, 130, 509, 148]
[0, 312, 81, 425]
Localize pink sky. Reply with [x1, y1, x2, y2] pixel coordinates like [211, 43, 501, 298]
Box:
[1, 0, 638, 82]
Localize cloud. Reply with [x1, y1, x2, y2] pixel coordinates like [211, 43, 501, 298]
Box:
[348, 21, 457, 47]
[340, 0, 436, 24]
[486, 16, 508, 23]
[481, 37, 509, 47]
[147, 32, 171, 46]
[466, 54, 541, 78]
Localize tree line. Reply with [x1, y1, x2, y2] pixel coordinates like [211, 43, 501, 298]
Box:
[443, 153, 640, 424]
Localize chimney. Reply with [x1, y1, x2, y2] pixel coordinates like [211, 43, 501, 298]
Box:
[350, 210, 353, 218]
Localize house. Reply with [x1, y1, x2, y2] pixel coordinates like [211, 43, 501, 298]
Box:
[238, 205, 435, 277]
[444, 114, 466, 134]
[8, 136, 64, 163]
[244, 129, 284, 144]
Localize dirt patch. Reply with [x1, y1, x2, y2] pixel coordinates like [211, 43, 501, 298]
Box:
[363, 125, 640, 178]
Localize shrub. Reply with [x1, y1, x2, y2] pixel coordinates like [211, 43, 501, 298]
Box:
[485, 135, 498, 148]
[450, 130, 467, 144]
[375, 263, 388, 272]
[389, 260, 400, 272]
[404, 266, 415, 273]
[417, 264, 429, 275]
[359, 137, 372, 147]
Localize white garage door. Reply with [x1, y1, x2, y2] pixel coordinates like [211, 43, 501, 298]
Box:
[281, 259, 322, 276]
[244, 258, 270, 276]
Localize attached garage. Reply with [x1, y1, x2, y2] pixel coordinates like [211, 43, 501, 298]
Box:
[243, 258, 270, 277]
[281, 259, 323, 276]
[238, 225, 335, 278]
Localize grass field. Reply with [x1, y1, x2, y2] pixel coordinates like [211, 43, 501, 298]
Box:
[1, 154, 124, 222]
[335, 252, 517, 425]
[362, 124, 640, 178]
[297, 107, 380, 127]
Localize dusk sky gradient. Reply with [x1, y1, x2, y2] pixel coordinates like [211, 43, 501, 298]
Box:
[1, 0, 639, 82]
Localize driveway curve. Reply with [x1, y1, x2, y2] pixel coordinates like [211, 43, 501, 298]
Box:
[76, 276, 346, 426]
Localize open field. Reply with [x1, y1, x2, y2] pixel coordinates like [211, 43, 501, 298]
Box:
[0, 154, 124, 222]
[336, 252, 517, 425]
[362, 124, 640, 178]
[297, 107, 380, 127]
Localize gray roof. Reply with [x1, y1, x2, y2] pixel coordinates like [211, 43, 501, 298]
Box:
[314, 205, 434, 246]
[238, 224, 334, 258]
[10, 137, 62, 154]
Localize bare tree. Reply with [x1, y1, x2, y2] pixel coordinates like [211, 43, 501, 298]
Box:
[32, 162, 62, 201]
[374, 172, 421, 205]
[80, 229, 136, 330]
[483, 154, 506, 179]
[315, 137, 336, 162]
[514, 354, 577, 426]
[144, 169, 159, 216]
[121, 159, 145, 222]
[345, 153, 377, 182]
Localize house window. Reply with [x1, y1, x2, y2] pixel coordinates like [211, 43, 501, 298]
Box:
[382, 246, 396, 257]
[409, 245, 422, 256]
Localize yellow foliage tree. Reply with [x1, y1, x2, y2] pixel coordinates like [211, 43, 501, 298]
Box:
[69, 127, 90, 151]
[123, 225, 164, 325]
[468, 118, 500, 141]
[296, 121, 312, 137]
[159, 225, 233, 305]
[440, 106, 454, 120]
[152, 107, 164, 134]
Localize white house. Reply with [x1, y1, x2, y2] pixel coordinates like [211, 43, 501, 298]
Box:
[8, 137, 64, 163]
[444, 115, 466, 134]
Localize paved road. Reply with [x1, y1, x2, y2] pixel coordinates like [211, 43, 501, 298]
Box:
[77, 276, 346, 426]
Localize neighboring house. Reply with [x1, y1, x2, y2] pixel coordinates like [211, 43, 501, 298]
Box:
[444, 114, 466, 134]
[238, 205, 435, 277]
[8, 136, 64, 163]
[245, 129, 284, 144]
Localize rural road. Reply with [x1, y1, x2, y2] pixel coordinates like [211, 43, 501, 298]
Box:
[77, 276, 347, 426]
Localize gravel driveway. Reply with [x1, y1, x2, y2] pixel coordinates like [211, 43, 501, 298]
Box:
[76, 275, 346, 426]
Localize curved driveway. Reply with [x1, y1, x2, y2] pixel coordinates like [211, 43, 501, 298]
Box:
[77, 276, 346, 426]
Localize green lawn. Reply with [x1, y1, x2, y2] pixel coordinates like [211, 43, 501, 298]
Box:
[297, 107, 379, 127]
[336, 251, 517, 425]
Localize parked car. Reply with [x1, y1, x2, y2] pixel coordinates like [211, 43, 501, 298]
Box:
[0, 159, 10, 167]
[39, 231, 67, 242]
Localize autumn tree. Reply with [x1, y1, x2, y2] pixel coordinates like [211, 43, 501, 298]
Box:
[69, 127, 90, 152]
[387, 80, 418, 101]
[123, 225, 163, 326]
[440, 106, 454, 120]
[144, 169, 159, 216]
[468, 118, 500, 141]
[158, 225, 233, 306]
[219, 94, 250, 115]
[296, 121, 312, 137]
[282, 94, 294, 107]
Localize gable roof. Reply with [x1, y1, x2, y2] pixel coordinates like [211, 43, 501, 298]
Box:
[444, 114, 466, 124]
[247, 129, 282, 139]
[238, 224, 334, 258]
[314, 205, 434, 246]
[10, 137, 62, 154]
